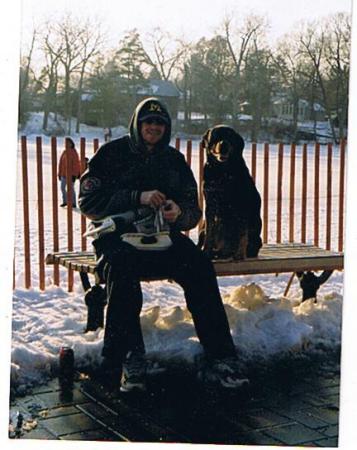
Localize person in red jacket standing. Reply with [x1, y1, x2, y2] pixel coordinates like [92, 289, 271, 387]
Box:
[58, 138, 81, 207]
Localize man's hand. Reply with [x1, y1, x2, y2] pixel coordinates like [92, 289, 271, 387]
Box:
[140, 190, 166, 208]
[161, 200, 182, 223]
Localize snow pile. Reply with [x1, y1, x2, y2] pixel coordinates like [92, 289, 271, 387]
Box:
[10, 275, 343, 395]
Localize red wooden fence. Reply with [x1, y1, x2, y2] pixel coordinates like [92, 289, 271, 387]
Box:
[15, 136, 347, 291]
[20, 136, 31, 288]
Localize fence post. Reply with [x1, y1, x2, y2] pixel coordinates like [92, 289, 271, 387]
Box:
[289, 143, 296, 243]
[186, 140, 192, 167]
[93, 138, 99, 153]
[263, 143, 269, 243]
[21, 136, 31, 288]
[185, 140, 192, 237]
[301, 144, 307, 243]
[326, 143, 332, 250]
[276, 143, 283, 243]
[314, 143, 320, 246]
[251, 143, 257, 182]
[80, 137, 87, 251]
[175, 137, 180, 151]
[36, 137, 45, 290]
[338, 140, 346, 252]
[65, 138, 74, 292]
[198, 141, 205, 229]
[51, 136, 60, 286]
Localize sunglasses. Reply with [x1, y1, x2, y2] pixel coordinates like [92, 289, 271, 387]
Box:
[143, 117, 167, 125]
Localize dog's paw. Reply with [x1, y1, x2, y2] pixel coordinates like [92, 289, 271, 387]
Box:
[232, 253, 246, 261]
[215, 250, 234, 261]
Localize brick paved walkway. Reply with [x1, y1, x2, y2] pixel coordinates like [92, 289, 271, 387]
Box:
[9, 350, 340, 446]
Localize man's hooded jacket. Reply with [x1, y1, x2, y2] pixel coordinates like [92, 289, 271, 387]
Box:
[78, 98, 202, 235]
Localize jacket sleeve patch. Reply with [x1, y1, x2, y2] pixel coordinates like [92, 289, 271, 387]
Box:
[81, 177, 101, 193]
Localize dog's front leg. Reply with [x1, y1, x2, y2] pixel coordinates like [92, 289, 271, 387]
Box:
[233, 228, 248, 260]
[203, 208, 216, 258]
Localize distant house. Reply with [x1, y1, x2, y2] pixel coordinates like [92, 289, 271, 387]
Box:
[80, 79, 180, 126]
[272, 96, 325, 122]
[81, 76, 180, 127]
[136, 79, 180, 120]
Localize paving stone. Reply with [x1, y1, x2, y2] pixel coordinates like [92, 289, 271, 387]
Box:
[31, 379, 61, 394]
[263, 392, 310, 410]
[303, 393, 332, 407]
[59, 429, 123, 441]
[322, 385, 340, 397]
[314, 436, 338, 447]
[317, 378, 340, 389]
[38, 405, 81, 419]
[324, 394, 340, 408]
[76, 402, 135, 440]
[263, 422, 326, 446]
[225, 429, 284, 446]
[76, 402, 114, 420]
[9, 350, 343, 445]
[21, 425, 57, 440]
[41, 412, 102, 437]
[238, 408, 292, 430]
[276, 408, 330, 429]
[33, 388, 88, 409]
[308, 406, 339, 425]
[321, 424, 339, 438]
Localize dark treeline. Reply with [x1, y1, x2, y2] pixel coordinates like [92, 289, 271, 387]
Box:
[19, 11, 350, 143]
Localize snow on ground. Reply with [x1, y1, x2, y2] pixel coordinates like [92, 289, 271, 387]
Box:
[11, 272, 343, 395]
[20, 112, 127, 141]
[10, 113, 344, 395]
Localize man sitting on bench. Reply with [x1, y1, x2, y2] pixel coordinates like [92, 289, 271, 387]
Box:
[78, 97, 248, 392]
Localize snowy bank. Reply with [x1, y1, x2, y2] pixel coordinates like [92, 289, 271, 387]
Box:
[10, 273, 343, 395]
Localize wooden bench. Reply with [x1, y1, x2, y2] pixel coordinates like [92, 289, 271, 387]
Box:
[46, 243, 343, 332]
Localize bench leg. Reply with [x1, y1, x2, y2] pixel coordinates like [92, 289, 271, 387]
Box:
[283, 272, 296, 297]
[296, 270, 333, 302]
[79, 272, 107, 332]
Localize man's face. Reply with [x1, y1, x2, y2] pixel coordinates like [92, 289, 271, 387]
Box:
[140, 118, 166, 147]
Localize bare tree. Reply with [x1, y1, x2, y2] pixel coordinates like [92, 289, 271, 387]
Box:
[224, 14, 267, 127]
[144, 28, 186, 80]
[20, 28, 37, 93]
[47, 14, 104, 133]
[323, 12, 351, 140]
[74, 19, 105, 132]
[297, 21, 339, 142]
[40, 24, 64, 130]
[19, 28, 37, 124]
[272, 34, 305, 142]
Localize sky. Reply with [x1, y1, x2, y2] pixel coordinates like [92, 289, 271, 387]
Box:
[20, 0, 352, 48]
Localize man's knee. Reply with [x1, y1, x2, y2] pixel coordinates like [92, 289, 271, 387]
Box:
[172, 245, 217, 285]
[96, 242, 139, 283]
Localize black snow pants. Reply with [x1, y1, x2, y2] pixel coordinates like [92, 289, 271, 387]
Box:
[94, 232, 236, 364]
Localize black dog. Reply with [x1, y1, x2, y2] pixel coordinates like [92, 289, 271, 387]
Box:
[200, 125, 262, 260]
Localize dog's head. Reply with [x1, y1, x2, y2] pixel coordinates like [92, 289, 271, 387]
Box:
[201, 125, 245, 163]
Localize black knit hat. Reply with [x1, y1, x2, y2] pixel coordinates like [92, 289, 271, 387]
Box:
[138, 99, 170, 124]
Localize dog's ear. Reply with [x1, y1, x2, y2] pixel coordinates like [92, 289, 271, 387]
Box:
[201, 128, 211, 148]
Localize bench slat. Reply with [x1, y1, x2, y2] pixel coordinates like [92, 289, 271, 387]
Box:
[46, 243, 343, 278]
